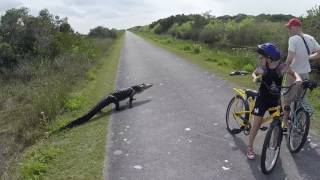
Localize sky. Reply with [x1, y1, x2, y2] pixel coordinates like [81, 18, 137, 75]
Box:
[0, 0, 319, 34]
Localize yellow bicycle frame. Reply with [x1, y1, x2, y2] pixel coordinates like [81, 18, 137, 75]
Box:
[231, 88, 282, 127]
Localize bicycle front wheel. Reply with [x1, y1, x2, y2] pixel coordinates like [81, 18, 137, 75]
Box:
[226, 95, 249, 135]
[287, 108, 310, 153]
[261, 121, 283, 174]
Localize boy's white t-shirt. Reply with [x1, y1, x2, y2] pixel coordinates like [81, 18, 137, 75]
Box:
[288, 34, 320, 74]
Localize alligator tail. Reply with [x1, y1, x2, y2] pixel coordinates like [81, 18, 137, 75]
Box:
[60, 96, 113, 130]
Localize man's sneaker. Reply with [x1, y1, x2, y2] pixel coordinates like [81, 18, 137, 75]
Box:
[259, 126, 268, 131]
[247, 147, 255, 160]
[282, 122, 288, 135]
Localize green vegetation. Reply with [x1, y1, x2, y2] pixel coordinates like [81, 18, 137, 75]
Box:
[13, 35, 124, 179]
[88, 26, 118, 39]
[133, 13, 293, 50]
[132, 4, 320, 133]
[0, 7, 123, 178]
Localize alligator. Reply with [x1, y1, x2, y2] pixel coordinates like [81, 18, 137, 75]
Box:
[60, 83, 153, 130]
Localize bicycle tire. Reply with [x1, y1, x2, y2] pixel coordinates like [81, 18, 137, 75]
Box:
[287, 108, 310, 153]
[226, 95, 249, 135]
[261, 120, 283, 174]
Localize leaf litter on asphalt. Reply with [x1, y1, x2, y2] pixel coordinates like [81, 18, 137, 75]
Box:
[133, 165, 143, 170]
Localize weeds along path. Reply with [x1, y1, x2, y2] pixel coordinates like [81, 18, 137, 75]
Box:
[10, 35, 124, 179]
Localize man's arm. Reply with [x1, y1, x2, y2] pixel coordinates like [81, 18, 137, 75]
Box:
[309, 50, 320, 61]
[287, 68, 302, 82]
[286, 51, 295, 66]
[310, 38, 320, 60]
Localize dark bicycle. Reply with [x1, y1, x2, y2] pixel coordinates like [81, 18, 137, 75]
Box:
[261, 79, 317, 174]
[286, 80, 317, 153]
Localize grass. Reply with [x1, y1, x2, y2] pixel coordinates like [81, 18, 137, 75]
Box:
[8, 35, 124, 179]
[133, 31, 320, 134]
[0, 37, 117, 178]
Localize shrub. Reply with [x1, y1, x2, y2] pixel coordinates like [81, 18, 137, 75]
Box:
[183, 45, 191, 51]
[175, 22, 192, 39]
[217, 59, 229, 66]
[193, 44, 202, 54]
[242, 64, 255, 72]
[165, 39, 173, 44]
[0, 43, 16, 70]
[65, 93, 86, 111]
[21, 146, 60, 179]
[205, 58, 217, 62]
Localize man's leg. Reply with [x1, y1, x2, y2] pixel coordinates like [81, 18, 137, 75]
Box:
[281, 73, 296, 127]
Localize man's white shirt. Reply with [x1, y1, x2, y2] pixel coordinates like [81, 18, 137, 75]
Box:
[288, 34, 320, 74]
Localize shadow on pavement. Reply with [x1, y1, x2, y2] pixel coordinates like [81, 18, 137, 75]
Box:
[231, 135, 287, 180]
[290, 141, 320, 180]
[119, 99, 152, 111]
[58, 99, 152, 131]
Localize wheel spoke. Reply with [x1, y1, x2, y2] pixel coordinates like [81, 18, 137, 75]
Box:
[288, 109, 310, 153]
[261, 125, 281, 174]
[226, 96, 249, 135]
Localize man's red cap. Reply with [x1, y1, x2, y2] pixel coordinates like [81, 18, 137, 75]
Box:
[285, 18, 302, 27]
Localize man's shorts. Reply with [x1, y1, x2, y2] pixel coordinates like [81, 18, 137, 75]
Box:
[281, 73, 309, 105]
[253, 97, 279, 117]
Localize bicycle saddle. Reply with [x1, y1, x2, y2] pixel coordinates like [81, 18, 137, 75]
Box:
[302, 80, 317, 90]
[245, 89, 259, 97]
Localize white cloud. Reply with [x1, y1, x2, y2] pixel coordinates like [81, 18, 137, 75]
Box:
[0, 0, 22, 13]
[0, 0, 319, 33]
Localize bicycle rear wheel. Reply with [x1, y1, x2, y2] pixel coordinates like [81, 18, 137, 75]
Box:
[226, 95, 249, 134]
[287, 108, 310, 153]
[261, 121, 283, 174]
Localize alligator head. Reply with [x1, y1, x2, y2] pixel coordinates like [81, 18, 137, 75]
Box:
[132, 83, 153, 93]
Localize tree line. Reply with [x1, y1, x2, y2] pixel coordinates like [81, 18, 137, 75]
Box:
[0, 7, 120, 74]
[132, 6, 320, 52]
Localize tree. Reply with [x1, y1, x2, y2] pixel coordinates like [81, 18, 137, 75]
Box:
[88, 26, 117, 38]
[0, 8, 29, 48]
[0, 42, 16, 71]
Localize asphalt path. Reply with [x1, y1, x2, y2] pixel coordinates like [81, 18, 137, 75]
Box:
[104, 31, 320, 180]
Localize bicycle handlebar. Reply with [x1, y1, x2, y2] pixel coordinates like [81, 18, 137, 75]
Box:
[256, 79, 318, 97]
[255, 79, 296, 96]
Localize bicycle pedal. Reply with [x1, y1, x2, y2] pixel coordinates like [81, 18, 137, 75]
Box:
[260, 126, 268, 131]
[231, 129, 242, 134]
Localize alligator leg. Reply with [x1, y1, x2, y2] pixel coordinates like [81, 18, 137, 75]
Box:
[114, 100, 120, 111]
[129, 97, 134, 108]
[129, 90, 136, 108]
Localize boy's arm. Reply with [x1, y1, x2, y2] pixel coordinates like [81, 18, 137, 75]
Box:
[252, 67, 263, 82]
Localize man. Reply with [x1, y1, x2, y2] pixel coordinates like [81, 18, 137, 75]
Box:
[282, 17, 320, 129]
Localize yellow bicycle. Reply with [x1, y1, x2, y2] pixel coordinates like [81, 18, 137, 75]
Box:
[225, 78, 317, 174]
[225, 80, 293, 174]
[225, 87, 281, 135]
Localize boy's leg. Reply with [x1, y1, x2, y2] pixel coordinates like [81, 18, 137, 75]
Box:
[248, 115, 263, 148]
[247, 96, 267, 159]
[247, 115, 263, 160]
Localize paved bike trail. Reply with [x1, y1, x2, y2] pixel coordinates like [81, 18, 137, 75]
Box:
[104, 31, 320, 180]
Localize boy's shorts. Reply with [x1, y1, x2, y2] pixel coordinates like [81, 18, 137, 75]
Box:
[253, 96, 279, 117]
